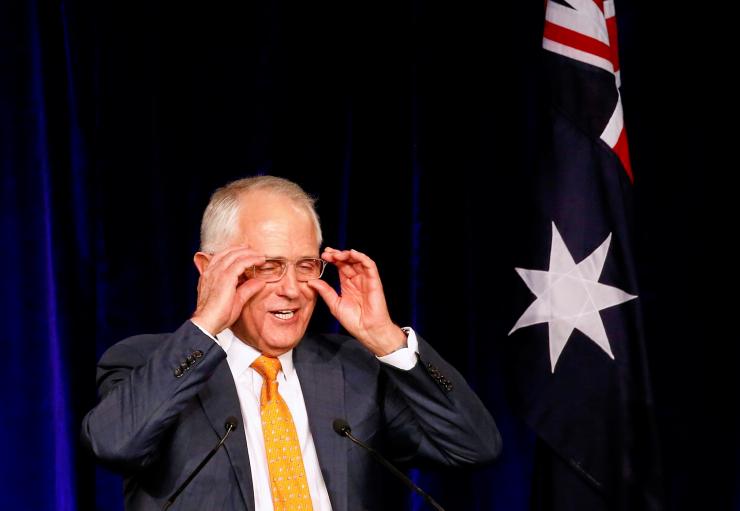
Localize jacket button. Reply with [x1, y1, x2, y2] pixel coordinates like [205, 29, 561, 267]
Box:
[193, 350, 204, 359]
[180, 362, 188, 370]
[174, 367, 183, 378]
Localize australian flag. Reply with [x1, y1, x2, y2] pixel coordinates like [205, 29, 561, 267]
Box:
[507, 1, 663, 509]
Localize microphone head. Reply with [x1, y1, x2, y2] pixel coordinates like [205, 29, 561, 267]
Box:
[332, 418, 351, 437]
[225, 416, 239, 431]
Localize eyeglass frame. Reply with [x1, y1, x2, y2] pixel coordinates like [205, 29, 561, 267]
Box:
[244, 257, 328, 283]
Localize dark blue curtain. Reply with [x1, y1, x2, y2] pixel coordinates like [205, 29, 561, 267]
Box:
[1, 0, 88, 509]
[1, 1, 736, 510]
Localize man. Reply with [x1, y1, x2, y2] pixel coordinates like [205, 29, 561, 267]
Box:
[81, 176, 501, 511]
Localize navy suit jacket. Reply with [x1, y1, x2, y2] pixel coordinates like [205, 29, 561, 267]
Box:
[81, 321, 501, 510]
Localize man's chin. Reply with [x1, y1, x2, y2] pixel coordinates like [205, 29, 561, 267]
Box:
[261, 337, 303, 356]
[261, 326, 308, 355]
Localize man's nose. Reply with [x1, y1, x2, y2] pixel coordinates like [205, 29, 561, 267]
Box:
[276, 264, 301, 298]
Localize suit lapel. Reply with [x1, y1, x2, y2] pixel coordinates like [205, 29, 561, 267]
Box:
[198, 359, 255, 510]
[294, 337, 348, 511]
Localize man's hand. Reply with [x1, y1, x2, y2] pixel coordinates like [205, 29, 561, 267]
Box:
[307, 247, 407, 356]
[191, 247, 266, 336]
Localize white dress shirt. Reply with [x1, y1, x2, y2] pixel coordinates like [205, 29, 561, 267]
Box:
[194, 324, 419, 511]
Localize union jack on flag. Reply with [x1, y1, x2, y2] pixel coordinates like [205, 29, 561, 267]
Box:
[543, 0, 632, 181]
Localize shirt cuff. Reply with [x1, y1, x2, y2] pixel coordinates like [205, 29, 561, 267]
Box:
[190, 320, 224, 350]
[377, 327, 419, 371]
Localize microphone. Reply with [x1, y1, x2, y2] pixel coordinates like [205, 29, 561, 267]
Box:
[162, 417, 239, 510]
[332, 419, 446, 511]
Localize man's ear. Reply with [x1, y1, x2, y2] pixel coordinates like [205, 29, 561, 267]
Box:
[193, 252, 211, 276]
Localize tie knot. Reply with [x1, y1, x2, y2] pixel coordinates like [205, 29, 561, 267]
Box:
[251, 355, 281, 382]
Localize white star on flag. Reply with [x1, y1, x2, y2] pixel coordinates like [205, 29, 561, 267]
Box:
[510, 222, 637, 372]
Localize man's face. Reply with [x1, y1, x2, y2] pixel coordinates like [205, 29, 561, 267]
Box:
[229, 190, 320, 356]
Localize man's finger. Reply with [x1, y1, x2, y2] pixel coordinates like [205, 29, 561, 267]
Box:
[307, 279, 340, 315]
[321, 249, 351, 262]
[323, 248, 378, 275]
[322, 251, 360, 279]
[203, 245, 247, 266]
[205, 246, 260, 274]
[336, 251, 380, 283]
[222, 253, 266, 280]
[235, 278, 267, 304]
[336, 262, 360, 280]
[345, 249, 379, 274]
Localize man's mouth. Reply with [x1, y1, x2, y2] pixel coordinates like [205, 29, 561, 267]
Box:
[270, 309, 297, 320]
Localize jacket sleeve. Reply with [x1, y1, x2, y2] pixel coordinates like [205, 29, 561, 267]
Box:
[80, 321, 226, 471]
[379, 335, 502, 467]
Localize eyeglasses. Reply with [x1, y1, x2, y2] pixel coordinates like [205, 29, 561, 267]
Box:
[245, 257, 327, 283]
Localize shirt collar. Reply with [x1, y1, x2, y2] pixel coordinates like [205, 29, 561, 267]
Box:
[216, 328, 295, 380]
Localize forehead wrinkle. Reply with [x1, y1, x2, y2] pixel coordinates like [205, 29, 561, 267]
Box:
[236, 199, 319, 258]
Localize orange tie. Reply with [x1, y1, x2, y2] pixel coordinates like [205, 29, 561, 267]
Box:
[251, 355, 313, 511]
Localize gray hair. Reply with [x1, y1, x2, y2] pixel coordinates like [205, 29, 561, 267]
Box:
[200, 175, 322, 253]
